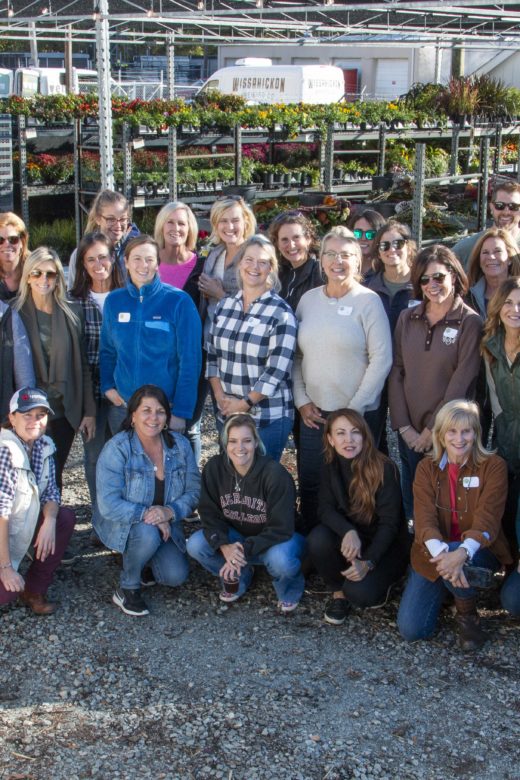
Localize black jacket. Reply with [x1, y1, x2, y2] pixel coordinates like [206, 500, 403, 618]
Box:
[279, 256, 322, 312]
[317, 456, 409, 565]
[199, 452, 297, 559]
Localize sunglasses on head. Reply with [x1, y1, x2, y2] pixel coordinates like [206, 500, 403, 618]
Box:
[379, 238, 407, 252]
[492, 201, 520, 212]
[0, 235, 21, 246]
[419, 272, 448, 286]
[29, 269, 58, 280]
[353, 228, 376, 240]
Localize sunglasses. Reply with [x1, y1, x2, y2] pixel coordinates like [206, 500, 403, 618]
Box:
[29, 269, 58, 280]
[419, 272, 448, 286]
[379, 239, 407, 252]
[0, 235, 21, 246]
[492, 201, 520, 212]
[353, 229, 376, 241]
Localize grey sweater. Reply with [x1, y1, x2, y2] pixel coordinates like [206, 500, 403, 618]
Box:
[293, 284, 392, 413]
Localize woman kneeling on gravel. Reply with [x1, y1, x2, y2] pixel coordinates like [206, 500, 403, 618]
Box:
[0, 387, 75, 615]
[186, 413, 306, 613]
[397, 399, 512, 651]
[307, 409, 410, 626]
[94, 384, 200, 617]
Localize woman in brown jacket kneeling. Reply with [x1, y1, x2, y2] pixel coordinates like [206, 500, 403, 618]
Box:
[397, 399, 512, 651]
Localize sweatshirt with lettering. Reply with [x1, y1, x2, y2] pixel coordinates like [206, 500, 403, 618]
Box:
[199, 452, 297, 559]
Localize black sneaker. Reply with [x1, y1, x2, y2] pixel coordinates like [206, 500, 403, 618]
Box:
[140, 567, 156, 588]
[324, 598, 350, 625]
[112, 588, 149, 617]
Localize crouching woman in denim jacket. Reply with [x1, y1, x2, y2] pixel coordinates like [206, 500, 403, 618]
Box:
[94, 384, 200, 617]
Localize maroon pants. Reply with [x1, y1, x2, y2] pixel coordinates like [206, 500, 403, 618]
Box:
[0, 507, 76, 605]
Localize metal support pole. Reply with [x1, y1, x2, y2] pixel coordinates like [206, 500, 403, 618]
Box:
[450, 127, 460, 176]
[378, 123, 386, 176]
[65, 25, 74, 94]
[493, 123, 503, 174]
[73, 119, 81, 245]
[412, 143, 426, 248]
[122, 123, 132, 202]
[18, 116, 29, 227]
[234, 124, 242, 185]
[95, 0, 114, 190]
[434, 41, 442, 84]
[323, 124, 334, 190]
[478, 137, 490, 232]
[167, 34, 177, 200]
[28, 21, 38, 67]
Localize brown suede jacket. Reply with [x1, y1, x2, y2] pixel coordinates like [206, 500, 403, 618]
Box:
[411, 453, 512, 581]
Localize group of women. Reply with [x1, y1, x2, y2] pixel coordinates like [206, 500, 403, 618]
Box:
[0, 191, 519, 654]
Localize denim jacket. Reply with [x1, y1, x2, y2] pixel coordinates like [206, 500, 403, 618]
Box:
[93, 430, 200, 553]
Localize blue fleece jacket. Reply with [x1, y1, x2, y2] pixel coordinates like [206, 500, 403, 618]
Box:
[100, 274, 202, 419]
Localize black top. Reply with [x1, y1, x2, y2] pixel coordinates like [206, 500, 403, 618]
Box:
[317, 456, 408, 564]
[153, 476, 165, 506]
[279, 256, 322, 312]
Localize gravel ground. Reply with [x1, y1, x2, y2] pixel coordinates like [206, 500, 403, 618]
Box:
[1, 415, 519, 780]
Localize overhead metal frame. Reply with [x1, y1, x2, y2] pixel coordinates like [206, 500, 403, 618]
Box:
[3, 2, 520, 49]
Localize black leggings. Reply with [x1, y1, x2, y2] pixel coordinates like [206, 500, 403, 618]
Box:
[46, 416, 76, 491]
[308, 524, 410, 608]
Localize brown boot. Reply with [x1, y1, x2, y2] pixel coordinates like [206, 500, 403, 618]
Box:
[454, 596, 486, 651]
[20, 589, 57, 615]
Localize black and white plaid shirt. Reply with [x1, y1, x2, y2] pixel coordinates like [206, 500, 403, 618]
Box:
[73, 293, 103, 402]
[206, 290, 297, 425]
[0, 437, 60, 517]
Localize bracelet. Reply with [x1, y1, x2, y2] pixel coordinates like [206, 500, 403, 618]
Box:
[243, 395, 254, 410]
[0, 561, 12, 570]
[399, 425, 411, 435]
[459, 546, 471, 562]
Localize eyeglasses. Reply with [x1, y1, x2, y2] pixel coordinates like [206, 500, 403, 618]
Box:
[29, 269, 58, 280]
[435, 479, 468, 516]
[492, 201, 520, 212]
[101, 216, 129, 226]
[419, 272, 448, 286]
[353, 229, 376, 241]
[379, 239, 407, 252]
[322, 250, 358, 262]
[242, 258, 271, 270]
[0, 235, 21, 246]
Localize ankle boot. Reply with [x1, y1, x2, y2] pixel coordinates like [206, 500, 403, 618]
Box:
[454, 596, 486, 651]
[20, 589, 56, 615]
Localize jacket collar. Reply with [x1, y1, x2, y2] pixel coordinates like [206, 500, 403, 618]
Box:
[409, 295, 466, 325]
[126, 273, 162, 300]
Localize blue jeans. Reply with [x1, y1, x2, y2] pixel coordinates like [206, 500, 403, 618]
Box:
[83, 399, 112, 505]
[107, 402, 127, 436]
[186, 527, 306, 603]
[121, 522, 190, 590]
[501, 568, 520, 616]
[397, 543, 500, 641]
[397, 433, 425, 521]
[258, 416, 293, 462]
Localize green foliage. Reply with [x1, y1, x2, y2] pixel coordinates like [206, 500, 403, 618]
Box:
[30, 218, 77, 260]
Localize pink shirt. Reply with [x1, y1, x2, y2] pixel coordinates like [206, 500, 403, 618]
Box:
[158, 253, 197, 290]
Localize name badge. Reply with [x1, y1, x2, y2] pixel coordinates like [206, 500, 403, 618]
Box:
[463, 476, 479, 488]
[443, 327, 458, 345]
[337, 306, 352, 316]
[118, 312, 131, 322]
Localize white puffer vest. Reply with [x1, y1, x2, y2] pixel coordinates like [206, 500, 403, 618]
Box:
[0, 429, 55, 570]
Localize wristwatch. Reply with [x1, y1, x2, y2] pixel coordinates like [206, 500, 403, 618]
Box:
[243, 395, 258, 414]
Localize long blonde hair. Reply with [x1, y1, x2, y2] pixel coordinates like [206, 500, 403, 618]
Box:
[14, 246, 79, 325]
